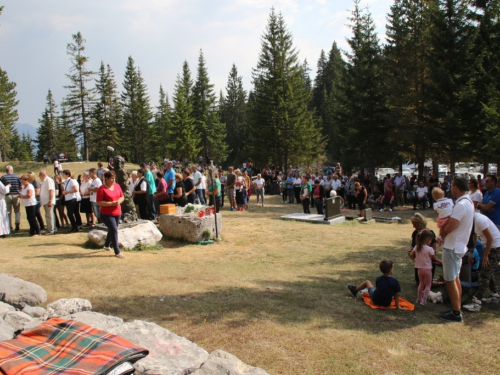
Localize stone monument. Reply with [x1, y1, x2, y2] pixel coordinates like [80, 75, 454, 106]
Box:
[114, 155, 138, 223]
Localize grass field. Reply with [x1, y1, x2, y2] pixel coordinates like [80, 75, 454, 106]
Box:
[1, 161, 499, 374]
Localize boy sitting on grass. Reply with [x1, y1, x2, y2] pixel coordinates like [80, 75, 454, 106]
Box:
[348, 259, 405, 309]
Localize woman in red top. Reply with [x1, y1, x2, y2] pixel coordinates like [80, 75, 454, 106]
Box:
[96, 171, 125, 259]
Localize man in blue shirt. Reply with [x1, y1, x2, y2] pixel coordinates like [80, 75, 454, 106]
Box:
[478, 175, 500, 229]
[164, 161, 176, 196]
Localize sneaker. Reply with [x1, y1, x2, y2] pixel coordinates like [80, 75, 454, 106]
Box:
[103, 246, 112, 252]
[236, 207, 241, 211]
[115, 253, 126, 259]
[439, 310, 463, 322]
[15, 224, 20, 232]
[489, 292, 500, 299]
[389, 208, 393, 212]
[347, 285, 357, 297]
[241, 207, 246, 212]
[379, 209, 383, 212]
[45, 231, 54, 236]
[471, 296, 482, 305]
[462, 303, 481, 312]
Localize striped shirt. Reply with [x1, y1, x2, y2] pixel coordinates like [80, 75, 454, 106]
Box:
[0, 173, 21, 195]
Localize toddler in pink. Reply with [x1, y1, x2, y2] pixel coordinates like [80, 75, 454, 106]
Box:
[409, 229, 442, 305]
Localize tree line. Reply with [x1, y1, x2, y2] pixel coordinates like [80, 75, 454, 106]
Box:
[0, 1, 499, 175]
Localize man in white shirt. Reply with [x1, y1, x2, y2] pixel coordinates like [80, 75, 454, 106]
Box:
[439, 177, 474, 322]
[394, 172, 406, 206]
[89, 168, 102, 224]
[191, 165, 205, 204]
[462, 212, 500, 312]
[39, 170, 55, 235]
[413, 181, 428, 210]
[331, 173, 342, 193]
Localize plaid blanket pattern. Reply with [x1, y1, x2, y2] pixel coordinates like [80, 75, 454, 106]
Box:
[0, 318, 149, 375]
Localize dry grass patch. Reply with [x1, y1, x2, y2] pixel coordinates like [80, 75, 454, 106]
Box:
[1, 187, 499, 374]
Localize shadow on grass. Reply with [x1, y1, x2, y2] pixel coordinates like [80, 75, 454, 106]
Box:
[28, 251, 106, 259]
[86, 271, 497, 335]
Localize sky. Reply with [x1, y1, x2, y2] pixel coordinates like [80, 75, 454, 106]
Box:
[0, 0, 394, 132]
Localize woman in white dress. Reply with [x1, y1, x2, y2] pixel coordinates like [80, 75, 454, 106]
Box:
[0, 173, 10, 237]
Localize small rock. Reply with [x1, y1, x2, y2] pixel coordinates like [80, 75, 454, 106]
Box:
[0, 274, 47, 308]
[2, 311, 33, 332]
[0, 319, 16, 341]
[22, 305, 46, 318]
[45, 298, 92, 319]
[109, 320, 209, 375]
[23, 318, 44, 332]
[192, 350, 269, 375]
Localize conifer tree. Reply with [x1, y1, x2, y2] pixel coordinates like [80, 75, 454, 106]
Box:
[151, 85, 171, 161]
[63, 32, 95, 161]
[121, 56, 153, 163]
[250, 8, 322, 170]
[223, 64, 248, 165]
[423, 0, 477, 174]
[36, 90, 59, 160]
[470, 0, 500, 169]
[337, 0, 389, 174]
[58, 105, 78, 160]
[385, 0, 431, 175]
[92, 62, 121, 160]
[0, 67, 19, 162]
[169, 74, 201, 163]
[192, 50, 228, 164]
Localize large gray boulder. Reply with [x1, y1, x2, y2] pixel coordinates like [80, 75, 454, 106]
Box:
[109, 320, 209, 375]
[44, 298, 92, 319]
[0, 319, 16, 342]
[192, 350, 269, 375]
[158, 214, 222, 243]
[66, 311, 124, 332]
[0, 274, 47, 307]
[88, 220, 162, 250]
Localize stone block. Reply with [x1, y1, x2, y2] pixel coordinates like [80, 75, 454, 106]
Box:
[0, 273, 47, 308]
[88, 220, 163, 250]
[158, 214, 222, 243]
[22, 305, 46, 318]
[67, 311, 124, 332]
[0, 301, 15, 316]
[2, 311, 33, 332]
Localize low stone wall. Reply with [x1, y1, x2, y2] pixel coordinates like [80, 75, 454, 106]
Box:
[158, 214, 222, 243]
[0, 273, 268, 375]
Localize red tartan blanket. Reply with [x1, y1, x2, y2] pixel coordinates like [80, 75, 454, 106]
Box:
[0, 318, 149, 375]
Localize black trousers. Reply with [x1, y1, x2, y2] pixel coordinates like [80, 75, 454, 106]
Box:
[294, 187, 301, 204]
[25, 205, 40, 235]
[302, 198, 310, 214]
[66, 199, 79, 230]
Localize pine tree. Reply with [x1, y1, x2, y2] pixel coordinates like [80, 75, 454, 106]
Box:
[423, 0, 477, 174]
[0, 67, 19, 162]
[36, 90, 59, 160]
[121, 56, 153, 163]
[58, 105, 78, 160]
[92, 62, 121, 161]
[250, 9, 322, 170]
[385, 0, 431, 176]
[192, 50, 228, 164]
[169, 74, 201, 163]
[151, 85, 171, 161]
[470, 0, 500, 169]
[63, 32, 95, 161]
[312, 43, 346, 161]
[223, 64, 248, 165]
[337, 0, 390, 173]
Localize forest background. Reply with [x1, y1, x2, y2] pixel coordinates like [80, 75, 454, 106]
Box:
[1, 0, 500, 178]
